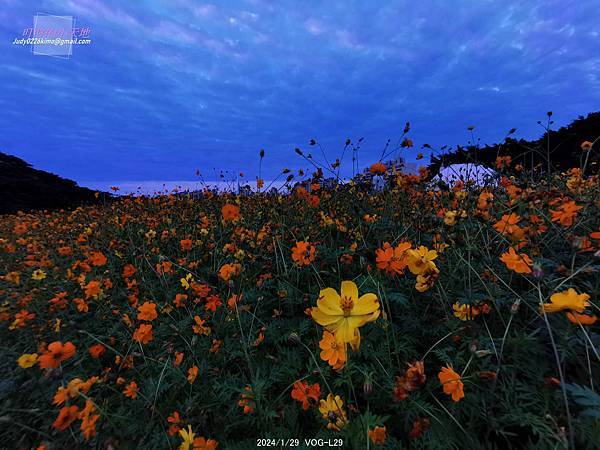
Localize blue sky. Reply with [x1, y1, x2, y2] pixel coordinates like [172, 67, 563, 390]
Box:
[1, 0, 599, 187]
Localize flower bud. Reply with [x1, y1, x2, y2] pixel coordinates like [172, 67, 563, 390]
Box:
[470, 340, 478, 353]
[363, 376, 373, 398]
[510, 299, 520, 314]
[288, 332, 300, 345]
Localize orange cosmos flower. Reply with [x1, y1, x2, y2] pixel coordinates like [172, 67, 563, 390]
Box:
[291, 241, 316, 267]
[88, 344, 105, 359]
[408, 417, 430, 439]
[2, 271, 20, 285]
[192, 316, 211, 335]
[238, 386, 255, 414]
[550, 200, 583, 227]
[493, 213, 523, 236]
[375, 241, 411, 275]
[157, 260, 173, 275]
[192, 437, 219, 449]
[137, 301, 158, 321]
[227, 294, 240, 310]
[80, 413, 99, 440]
[11, 309, 35, 329]
[53, 387, 69, 406]
[174, 351, 184, 367]
[180, 239, 193, 251]
[89, 251, 107, 267]
[438, 366, 464, 402]
[291, 380, 321, 410]
[122, 263, 136, 278]
[187, 365, 199, 384]
[204, 295, 222, 312]
[221, 203, 240, 221]
[52, 405, 80, 431]
[476, 191, 493, 210]
[39, 341, 76, 369]
[566, 312, 597, 325]
[84, 280, 102, 299]
[167, 411, 182, 436]
[541, 288, 590, 313]
[393, 360, 426, 401]
[218, 263, 241, 282]
[78, 399, 99, 440]
[369, 162, 387, 175]
[58, 246, 72, 256]
[495, 155, 512, 169]
[173, 293, 188, 308]
[319, 331, 346, 370]
[209, 339, 222, 354]
[74, 298, 88, 313]
[133, 323, 153, 344]
[123, 381, 139, 398]
[500, 247, 533, 274]
[368, 426, 387, 445]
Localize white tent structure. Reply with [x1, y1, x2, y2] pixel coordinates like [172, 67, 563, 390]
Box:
[431, 163, 499, 187]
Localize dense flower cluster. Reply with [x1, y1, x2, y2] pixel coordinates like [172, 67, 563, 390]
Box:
[0, 150, 598, 448]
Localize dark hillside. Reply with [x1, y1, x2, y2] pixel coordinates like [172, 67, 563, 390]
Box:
[428, 111, 600, 176]
[0, 152, 103, 215]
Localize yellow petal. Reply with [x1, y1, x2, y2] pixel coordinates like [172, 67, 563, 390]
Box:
[349, 329, 361, 351]
[312, 308, 343, 327]
[352, 293, 379, 315]
[334, 316, 365, 344]
[340, 280, 358, 302]
[334, 320, 354, 344]
[317, 288, 342, 315]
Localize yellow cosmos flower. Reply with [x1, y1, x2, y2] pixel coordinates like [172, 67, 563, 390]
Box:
[542, 288, 590, 313]
[444, 211, 457, 226]
[318, 393, 347, 431]
[17, 353, 38, 369]
[179, 425, 196, 450]
[453, 303, 470, 321]
[180, 273, 193, 290]
[311, 281, 379, 350]
[406, 246, 438, 275]
[31, 269, 46, 280]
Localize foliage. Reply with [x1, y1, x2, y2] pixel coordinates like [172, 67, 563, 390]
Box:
[0, 134, 599, 449]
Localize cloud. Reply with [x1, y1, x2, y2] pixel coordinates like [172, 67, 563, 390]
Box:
[304, 18, 326, 35]
[0, 0, 598, 183]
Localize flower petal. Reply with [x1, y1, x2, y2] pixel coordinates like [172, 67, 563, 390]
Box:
[340, 280, 359, 302]
[352, 293, 379, 315]
[317, 288, 342, 315]
[311, 308, 342, 327]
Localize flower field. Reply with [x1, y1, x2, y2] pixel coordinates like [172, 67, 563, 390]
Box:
[1, 155, 599, 449]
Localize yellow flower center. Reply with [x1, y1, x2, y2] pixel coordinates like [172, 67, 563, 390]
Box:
[340, 296, 354, 316]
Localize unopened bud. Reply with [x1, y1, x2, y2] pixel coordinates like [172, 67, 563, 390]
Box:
[363, 376, 373, 398]
[470, 340, 478, 353]
[288, 332, 301, 345]
[510, 299, 521, 314]
[532, 263, 543, 278]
